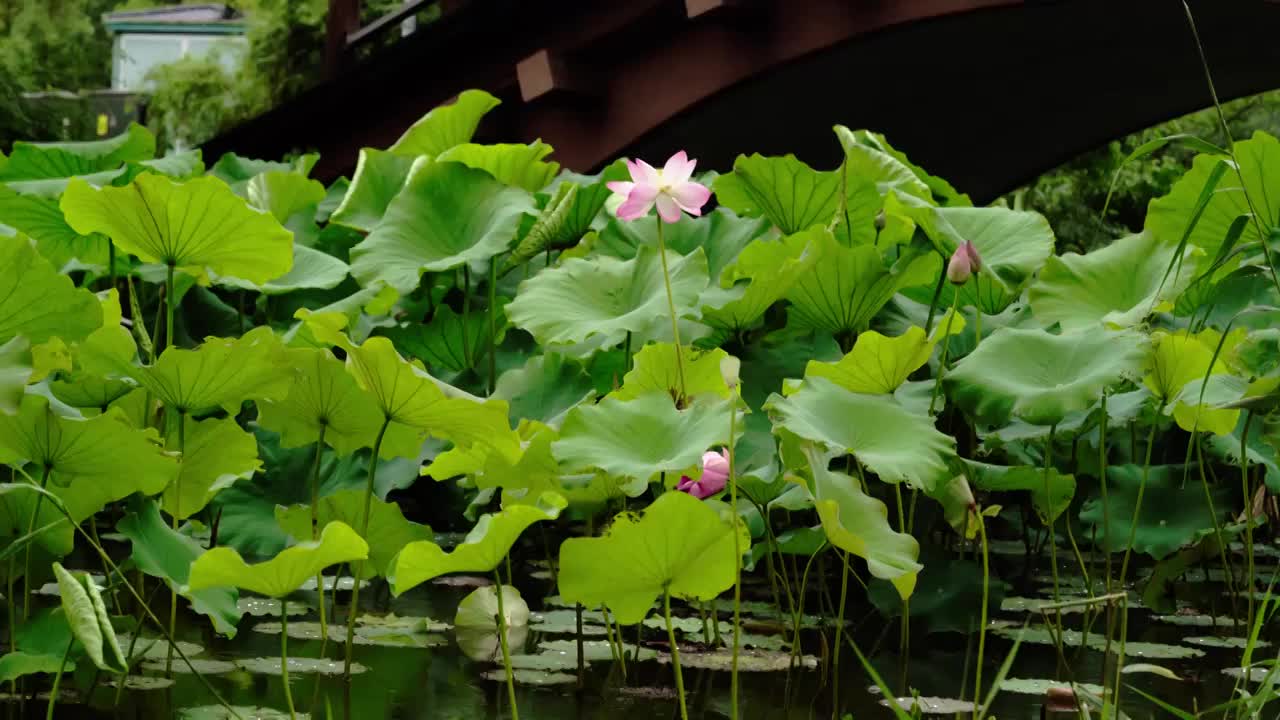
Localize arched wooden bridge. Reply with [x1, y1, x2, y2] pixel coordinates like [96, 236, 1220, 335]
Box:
[204, 0, 1280, 203]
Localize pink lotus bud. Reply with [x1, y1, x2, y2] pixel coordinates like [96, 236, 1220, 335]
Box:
[947, 241, 981, 285]
[675, 449, 730, 499]
[963, 240, 983, 272]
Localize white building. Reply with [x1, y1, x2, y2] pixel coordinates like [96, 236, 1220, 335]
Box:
[104, 4, 248, 92]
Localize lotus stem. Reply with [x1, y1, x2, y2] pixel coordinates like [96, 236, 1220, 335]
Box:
[22, 465, 52, 621]
[928, 294, 961, 415]
[1117, 419, 1159, 589]
[728, 391, 742, 720]
[493, 572, 519, 720]
[281, 610, 297, 720]
[576, 602, 586, 687]
[663, 588, 689, 720]
[45, 637, 73, 720]
[831, 551, 851, 717]
[344, 416, 391, 680]
[1242, 410, 1257, 631]
[488, 260, 498, 395]
[107, 242, 116, 293]
[165, 262, 176, 352]
[1043, 425, 1061, 604]
[461, 266, 472, 367]
[973, 509, 990, 720]
[167, 410, 186, 675]
[311, 427, 329, 643]
[654, 218, 686, 402]
[1099, 393, 1111, 593]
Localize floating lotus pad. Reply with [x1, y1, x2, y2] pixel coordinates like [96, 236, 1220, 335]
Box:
[142, 659, 238, 675]
[1222, 666, 1280, 684]
[480, 669, 576, 686]
[236, 657, 367, 676]
[537, 639, 657, 663]
[357, 613, 451, 633]
[116, 635, 204, 661]
[881, 697, 975, 714]
[657, 649, 818, 672]
[251, 621, 448, 648]
[106, 676, 175, 690]
[1000, 596, 1089, 615]
[990, 626, 1204, 660]
[1185, 636, 1268, 649]
[999, 678, 1106, 696]
[1154, 614, 1236, 628]
[179, 707, 309, 720]
[237, 598, 310, 617]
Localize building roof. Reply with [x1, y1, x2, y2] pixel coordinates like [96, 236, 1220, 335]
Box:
[103, 4, 246, 35]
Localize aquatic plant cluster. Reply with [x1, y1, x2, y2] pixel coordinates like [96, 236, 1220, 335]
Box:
[1, 86, 1280, 718]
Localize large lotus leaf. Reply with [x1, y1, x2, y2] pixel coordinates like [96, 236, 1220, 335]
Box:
[389, 491, 564, 594]
[803, 312, 964, 395]
[596, 207, 770, 280]
[305, 322, 520, 463]
[50, 294, 141, 411]
[0, 184, 108, 269]
[276, 489, 432, 578]
[557, 490, 747, 624]
[388, 89, 501, 157]
[245, 170, 326, 224]
[52, 562, 127, 673]
[1144, 329, 1231, 402]
[472, 423, 562, 501]
[1170, 374, 1245, 437]
[0, 234, 101, 345]
[700, 228, 822, 331]
[329, 150, 422, 232]
[1146, 132, 1279, 259]
[712, 154, 844, 234]
[494, 354, 596, 428]
[164, 416, 260, 520]
[0, 394, 176, 528]
[187, 520, 369, 598]
[87, 325, 292, 414]
[766, 377, 954, 491]
[834, 127, 932, 201]
[0, 124, 154, 181]
[214, 245, 348, 295]
[504, 162, 629, 271]
[117, 499, 241, 636]
[800, 445, 921, 599]
[0, 652, 71, 683]
[437, 141, 559, 192]
[349, 160, 533, 293]
[785, 231, 938, 335]
[507, 246, 708, 355]
[1029, 232, 1198, 331]
[553, 392, 733, 486]
[1080, 464, 1229, 560]
[381, 302, 506, 374]
[0, 337, 31, 413]
[256, 347, 385, 456]
[611, 343, 733, 402]
[961, 461, 1075, 524]
[60, 173, 293, 284]
[946, 328, 1148, 428]
[0, 482, 71, 558]
[209, 152, 317, 195]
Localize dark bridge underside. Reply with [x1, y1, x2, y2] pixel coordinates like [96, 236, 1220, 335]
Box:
[204, 0, 1280, 204]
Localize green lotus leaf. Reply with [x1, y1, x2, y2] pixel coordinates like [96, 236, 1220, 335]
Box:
[424, 420, 560, 499]
[256, 347, 385, 456]
[0, 234, 101, 346]
[801, 444, 921, 599]
[1144, 328, 1230, 403]
[60, 173, 294, 284]
[1146, 131, 1279, 259]
[329, 150, 422, 232]
[381, 301, 506, 374]
[1028, 232, 1198, 331]
[945, 328, 1148, 427]
[0, 336, 31, 414]
[611, 343, 733, 402]
[117, 499, 241, 636]
[1080, 465, 1229, 560]
[557, 490, 747, 624]
[553, 392, 733, 486]
[835, 127, 963, 203]
[455, 584, 529, 629]
[0, 395, 176, 537]
[51, 562, 127, 673]
[86, 325, 292, 414]
[803, 311, 963, 395]
[208, 152, 317, 195]
[494, 354, 596, 427]
[712, 154, 843, 234]
[437, 141, 559, 192]
[961, 461, 1075, 524]
[245, 170, 326, 224]
[389, 491, 565, 595]
[187, 520, 369, 598]
[596, 206, 770, 280]
[507, 246, 708, 356]
[785, 230, 938, 335]
[0, 124, 154, 181]
[0, 184, 107, 269]
[164, 416, 260, 520]
[349, 160, 533, 293]
[766, 377, 954, 491]
[0, 651, 71, 683]
[700, 228, 821, 332]
[388, 89, 501, 157]
[214, 244, 348, 295]
[503, 162, 629, 272]
[303, 323, 520, 462]
[276, 489, 433, 577]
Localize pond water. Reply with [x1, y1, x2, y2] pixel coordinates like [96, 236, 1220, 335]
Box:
[20, 548, 1274, 719]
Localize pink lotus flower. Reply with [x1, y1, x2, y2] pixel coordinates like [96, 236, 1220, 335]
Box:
[946, 240, 983, 285]
[607, 151, 712, 223]
[676, 449, 730, 499]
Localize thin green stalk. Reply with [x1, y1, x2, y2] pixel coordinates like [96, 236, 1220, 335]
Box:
[1099, 393, 1112, 593]
[1043, 426, 1061, 603]
[924, 269, 946, 334]
[45, 637, 73, 720]
[494, 572, 519, 720]
[165, 263, 176, 352]
[973, 510, 990, 720]
[166, 410, 186, 675]
[22, 465, 52, 620]
[928, 294, 961, 415]
[654, 218, 686, 401]
[1242, 411, 1257, 631]
[461, 266, 472, 367]
[488, 260, 498, 395]
[310, 426, 329, 642]
[624, 331, 633, 373]
[344, 417, 391, 679]
[1194, 432, 1238, 610]
[281, 610, 296, 720]
[107, 242, 116, 293]
[727, 391, 742, 720]
[1117, 420, 1160, 589]
[664, 588, 690, 720]
[831, 552, 851, 717]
